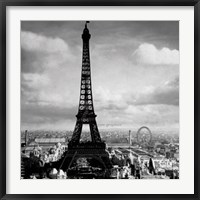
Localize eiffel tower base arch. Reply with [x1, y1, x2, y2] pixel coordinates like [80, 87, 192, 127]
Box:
[57, 143, 112, 179]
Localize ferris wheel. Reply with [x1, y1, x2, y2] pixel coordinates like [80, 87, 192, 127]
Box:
[136, 126, 152, 146]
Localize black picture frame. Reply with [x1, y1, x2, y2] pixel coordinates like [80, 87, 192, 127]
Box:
[0, 0, 199, 199]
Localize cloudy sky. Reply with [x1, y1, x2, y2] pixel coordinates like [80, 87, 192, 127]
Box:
[21, 21, 179, 133]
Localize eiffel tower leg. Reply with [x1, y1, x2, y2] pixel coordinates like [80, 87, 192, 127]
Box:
[89, 121, 101, 143]
[71, 121, 82, 143]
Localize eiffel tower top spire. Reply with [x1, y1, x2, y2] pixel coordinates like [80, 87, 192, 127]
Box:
[82, 21, 91, 41]
[85, 21, 90, 28]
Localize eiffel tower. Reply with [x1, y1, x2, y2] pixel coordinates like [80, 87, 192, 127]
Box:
[59, 22, 112, 178]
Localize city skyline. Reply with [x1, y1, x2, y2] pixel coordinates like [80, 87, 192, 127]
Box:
[21, 21, 179, 132]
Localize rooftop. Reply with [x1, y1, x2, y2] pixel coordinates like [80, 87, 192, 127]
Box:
[35, 138, 66, 143]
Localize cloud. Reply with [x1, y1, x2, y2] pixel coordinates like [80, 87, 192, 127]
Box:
[21, 31, 69, 53]
[94, 77, 179, 113]
[133, 77, 179, 106]
[21, 73, 52, 105]
[94, 86, 127, 111]
[132, 43, 179, 65]
[22, 73, 49, 89]
[21, 72, 79, 109]
[21, 31, 75, 73]
[96, 103, 179, 131]
[95, 77, 179, 130]
[21, 103, 76, 126]
[124, 104, 179, 126]
[20, 22, 179, 131]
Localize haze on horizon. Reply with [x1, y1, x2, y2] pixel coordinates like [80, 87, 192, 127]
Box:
[21, 21, 179, 133]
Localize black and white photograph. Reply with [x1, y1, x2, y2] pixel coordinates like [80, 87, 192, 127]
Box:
[21, 21, 179, 180]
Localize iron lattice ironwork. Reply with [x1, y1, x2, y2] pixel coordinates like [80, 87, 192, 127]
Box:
[70, 22, 102, 144]
[58, 22, 112, 175]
